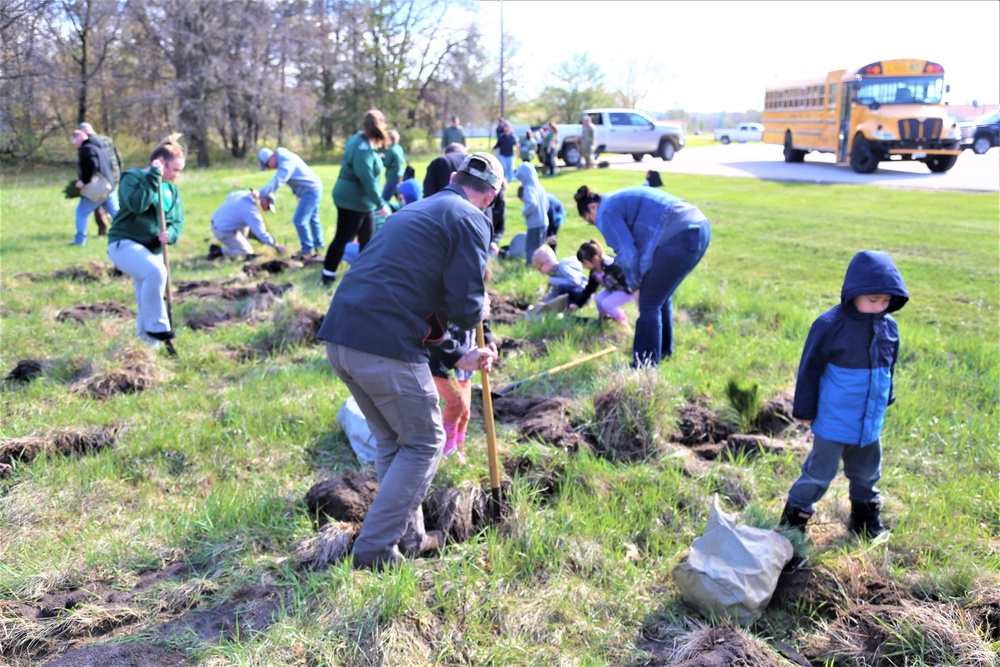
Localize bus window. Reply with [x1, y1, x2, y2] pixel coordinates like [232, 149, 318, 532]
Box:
[829, 83, 838, 107]
[855, 76, 944, 105]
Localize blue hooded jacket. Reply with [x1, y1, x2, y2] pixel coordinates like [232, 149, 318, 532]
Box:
[793, 250, 909, 446]
[514, 162, 547, 230]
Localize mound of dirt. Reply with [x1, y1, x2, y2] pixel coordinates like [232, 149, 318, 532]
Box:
[305, 470, 379, 527]
[71, 351, 158, 400]
[157, 584, 284, 646]
[174, 280, 293, 301]
[50, 262, 109, 283]
[241, 258, 302, 277]
[5, 359, 55, 384]
[642, 623, 784, 666]
[185, 288, 284, 331]
[425, 481, 489, 542]
[0, 424, 124, 477]
[754, 397, 794, 436]
[41, 643, 187, 667]
[488, 289, 531, 325]
[293, 521, 358, 570]
[676, 405, 734, 446]
[492, 395, 586, 451]
[56, 301, 135, 324]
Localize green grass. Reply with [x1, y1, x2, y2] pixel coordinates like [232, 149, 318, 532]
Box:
[1, 157, 997, 665]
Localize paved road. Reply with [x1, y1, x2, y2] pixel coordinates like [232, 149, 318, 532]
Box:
[602, 143, 1000, 193]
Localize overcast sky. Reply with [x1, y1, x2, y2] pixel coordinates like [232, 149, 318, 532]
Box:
[471, 0, 1000, 114]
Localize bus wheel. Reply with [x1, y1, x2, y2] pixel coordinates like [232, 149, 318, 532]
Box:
[783, 134, 804, 162]
[924, 154, 958, 173]
[849, 137, 879, 174]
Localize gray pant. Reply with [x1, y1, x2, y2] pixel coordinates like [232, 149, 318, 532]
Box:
[787, 433, 882, 512]
[325, 342, 444, 566]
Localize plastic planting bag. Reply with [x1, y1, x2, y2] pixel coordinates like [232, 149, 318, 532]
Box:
[672, 495, 793, 624]
[337, 397, 376, 463]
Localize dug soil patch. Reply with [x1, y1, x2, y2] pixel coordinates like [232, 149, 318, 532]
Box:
[640, 623, 783, 666]
[174, 280, 293, 302]
[496, 336, 548, 363]
[56, 301, 134, 324]
[40, 643, 187, 667]
[71, 351, 158, 400]
[241, 258, 303, 278]
[305, 470, 379, 527]
[49, 262, 113, 283]
[491, 395, 587, 451]
[5, 359, 55, 384]
[0, 423, 124, 477]
[488, 289, 531, 325]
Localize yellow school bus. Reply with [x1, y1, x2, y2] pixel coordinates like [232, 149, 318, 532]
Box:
[763, 59, 963, 173]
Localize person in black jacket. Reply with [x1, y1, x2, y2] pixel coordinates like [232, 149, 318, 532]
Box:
[568, 239, 635, 325]
[423, 143, 467, 198]
[70, 129, 119, 246]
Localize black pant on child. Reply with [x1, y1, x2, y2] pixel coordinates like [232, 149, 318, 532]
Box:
[324, 207, 375, 274]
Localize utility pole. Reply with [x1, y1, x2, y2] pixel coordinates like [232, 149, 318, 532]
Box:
[499, 0, 505, 118]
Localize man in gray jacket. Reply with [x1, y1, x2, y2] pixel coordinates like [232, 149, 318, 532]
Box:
[317, 152, 503, 571]
[208, 190, 286, 260]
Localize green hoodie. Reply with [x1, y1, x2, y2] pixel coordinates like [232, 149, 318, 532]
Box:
[383, 143, 406, 183]
[332, 132, 385, 213]
[107, 167, 184, 253]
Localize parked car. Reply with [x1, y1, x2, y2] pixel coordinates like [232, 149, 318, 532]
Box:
[544, 109, 685, 167]
[714, 123, 764, 144]
[960, 110, 1000, 154]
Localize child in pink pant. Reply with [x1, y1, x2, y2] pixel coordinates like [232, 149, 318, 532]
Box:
[569, 239, 635, 325]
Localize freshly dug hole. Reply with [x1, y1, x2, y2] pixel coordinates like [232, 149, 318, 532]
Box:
[491, 395, 587, 451]
[5, 359, 55, 384]
[242, 258, 303, 277]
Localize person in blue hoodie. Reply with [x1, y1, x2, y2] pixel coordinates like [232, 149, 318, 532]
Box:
[780, 250, 909, 539]
[573, 185, 710, 367]
[514, 162, 548, 268]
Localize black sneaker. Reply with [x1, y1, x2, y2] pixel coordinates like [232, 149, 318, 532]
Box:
[146, 330, 177, 341]
[208, 244, 223, 260]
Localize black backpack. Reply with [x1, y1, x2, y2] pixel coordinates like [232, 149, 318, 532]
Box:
[645, 170, 663, 188]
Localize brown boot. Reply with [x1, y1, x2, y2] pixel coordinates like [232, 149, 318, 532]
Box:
[94, 206, 109, 236]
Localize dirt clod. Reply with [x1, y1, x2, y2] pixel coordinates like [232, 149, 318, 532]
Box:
[5, 359, 54, 384]
[305, 470, 379, 527]
[426, 482, 487, 542]
[56, 302, 134, 324]
[488, 289, 531, 325]
[1, 424, 124, 476]
[241, 258, 302, 277]
[492, 395, 585, 451]
[641, 623, 783, 666]
[174, 280, 293, 301]
[71, 351, 158, 400]
[51, 263, 109, 283]
[293, 521, 358, 570]
[676, 405, 734, 446]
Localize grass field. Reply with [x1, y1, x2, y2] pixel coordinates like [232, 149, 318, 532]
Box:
[1, 148, 998, 666]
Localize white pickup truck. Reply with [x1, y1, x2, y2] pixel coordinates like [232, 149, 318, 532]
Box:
[542, 108, 686, 166]
[714, 123, 764, 144]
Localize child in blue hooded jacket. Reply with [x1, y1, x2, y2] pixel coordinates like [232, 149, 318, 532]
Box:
[514, 162, 548, 267]
[780, 250, 909, 538]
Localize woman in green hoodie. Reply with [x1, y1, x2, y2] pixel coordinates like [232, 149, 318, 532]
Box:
[322, 109, 391, 287]
[107, 136, 186, 345]
[381, 129, 406, 204]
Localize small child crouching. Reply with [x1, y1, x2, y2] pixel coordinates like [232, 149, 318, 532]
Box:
[571, 239, 634, 325]
[531, 245, 588, 305]
[780, 250, 909, 539]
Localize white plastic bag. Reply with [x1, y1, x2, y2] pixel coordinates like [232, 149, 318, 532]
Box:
[337, 397, 376, 463]
[672, 495, 793, 624]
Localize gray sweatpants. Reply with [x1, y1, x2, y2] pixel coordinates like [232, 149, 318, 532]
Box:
[325, 343, 444, 566]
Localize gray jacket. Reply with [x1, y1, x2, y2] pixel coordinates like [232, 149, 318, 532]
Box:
[211, 191, 277, 247]
[317, 184, 492, 363]
[259, 147, 322, 198]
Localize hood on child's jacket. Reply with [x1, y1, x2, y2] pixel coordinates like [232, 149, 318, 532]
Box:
[841, 250, 909, 313]
[514, 162, 547, 229]
[515, 162, 540, 189]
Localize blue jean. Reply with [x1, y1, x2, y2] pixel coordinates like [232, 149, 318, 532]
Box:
[497, 154, 514, 183]
[292, 186, 324, 254]
[74, 190, 119, 245]
[633, 222, 710, 366]
[787, 434, 882, 512]
[381, 180, 398, 203]
[524, 227, 546, 267]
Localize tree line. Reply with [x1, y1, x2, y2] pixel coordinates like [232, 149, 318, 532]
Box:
[0, 0, 760, 167]
[0, 0, 502, 166]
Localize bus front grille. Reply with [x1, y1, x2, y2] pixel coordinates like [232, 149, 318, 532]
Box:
[898, 118, 943, 141]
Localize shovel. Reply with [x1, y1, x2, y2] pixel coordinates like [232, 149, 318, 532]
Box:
[156, 172, 178, 358]
[490, 346, 617, 398]
[476, 322, 503, 519]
